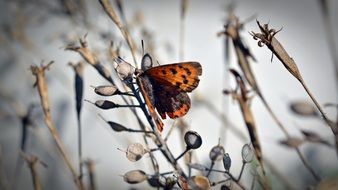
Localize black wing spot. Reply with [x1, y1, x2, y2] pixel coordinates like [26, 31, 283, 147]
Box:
[184, 68, 192, 75]
[161, 69, 167, 75]
[178, 65, 184, 69]
[170, 68, 178, 75]
[183, 79, 189, 84]
[181, 74, 187, 79]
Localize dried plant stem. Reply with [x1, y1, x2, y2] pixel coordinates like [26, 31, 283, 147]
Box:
[251, 20, 338, 158]
[30, 63, 84, 190]
[98, 0, 137, 65]
[179, 0, 188, 61]
[21, 154, 42, 190]
[84, 160, 97, 190]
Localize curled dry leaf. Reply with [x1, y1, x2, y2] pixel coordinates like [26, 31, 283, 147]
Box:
[289, 100, 318, 117]
[126, 143, 146, 162]
[209, 145, 225, 162]
[123, 170, 147, 184]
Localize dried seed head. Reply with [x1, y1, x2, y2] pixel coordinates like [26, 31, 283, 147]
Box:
[93, 85, 120, 96]
[184, 131, 202, 150]
[241, 144, 254, 163]
[209, 145, 225, 162]
[126, 143, 146, 162]
[107, 121, 127, 132]
[94, 100, 117, 109]
[123, 170, 147, 184]
[189, 175, 211, 190]
[221, 184, 230, 190]
[222, 153, 231, 171]
[289, 101, 318, 117]
[114, 57, 135, 80]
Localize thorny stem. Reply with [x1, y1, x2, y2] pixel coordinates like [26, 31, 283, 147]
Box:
[30, 63, 85, 190]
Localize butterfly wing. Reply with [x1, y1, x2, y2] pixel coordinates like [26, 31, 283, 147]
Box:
[136, 75, 164, 132]
[143, 62, 202, 92]
[151, 81, 191, 119]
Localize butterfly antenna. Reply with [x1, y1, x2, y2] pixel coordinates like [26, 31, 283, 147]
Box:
[141, 39, 145, 57]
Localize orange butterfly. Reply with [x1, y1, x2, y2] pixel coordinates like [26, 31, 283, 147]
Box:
[135, 54, 202, 132]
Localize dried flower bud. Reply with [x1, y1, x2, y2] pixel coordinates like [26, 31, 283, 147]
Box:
[107, 121, 127, 132]
[94, 100, 117, 109]
[93, 85, 120, 96]
[126, 143, 146, 162]
[115, 57, 135, 80]
[241, 144, 254, 163]
[222, 153, 231, 171]
[189, 175, 211, 190]
[209, 145, 225, 162]
[184, 131, 202, 150]
[123, 170, 147, 184]
[289, 100, 318, 117]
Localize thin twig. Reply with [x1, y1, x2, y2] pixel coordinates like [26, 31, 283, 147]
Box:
[30, 62, 85, 190]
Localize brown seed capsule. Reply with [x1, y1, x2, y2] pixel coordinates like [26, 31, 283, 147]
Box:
[115, 57, 135, 80]
[123, 170, 147, 184]
[107, 121, 127, 132]
[184, 131, 202, 150]
[189, 175, 211, 190]
[126, 143, 146, 162]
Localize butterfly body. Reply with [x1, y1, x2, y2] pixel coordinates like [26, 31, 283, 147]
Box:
[136, 54, 202, 131]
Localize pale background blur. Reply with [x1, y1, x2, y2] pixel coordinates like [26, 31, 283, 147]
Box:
[0, 0, 337, 189]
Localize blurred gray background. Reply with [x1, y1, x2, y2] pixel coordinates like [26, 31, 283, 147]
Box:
[0, 0, 337, 189]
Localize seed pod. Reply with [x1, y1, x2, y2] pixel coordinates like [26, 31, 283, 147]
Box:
[209, 145, 225, 162]
[115, 57, 135, 80]
[93, 85, 120, 96]
[107, 121, 127, 132]
[222, 153, 231, 171]
[189, 175, 211, 190]
[123, 170, 147, 184]
[241, 144, 254, 163]
[94, 100, 117, 109]
[184, 131, 202, 150]
[289, 101, 318, 117]
[126, 143, 146, 162]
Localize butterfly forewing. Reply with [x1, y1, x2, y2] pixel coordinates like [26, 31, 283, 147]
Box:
[143, 62, 202, 92]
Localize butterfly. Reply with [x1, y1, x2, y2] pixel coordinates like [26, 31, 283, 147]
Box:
[135, 54, 202, 132]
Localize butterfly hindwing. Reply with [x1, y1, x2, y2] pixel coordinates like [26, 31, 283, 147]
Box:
[143, 62, 202, 92]
[151, 80, 191, 119]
